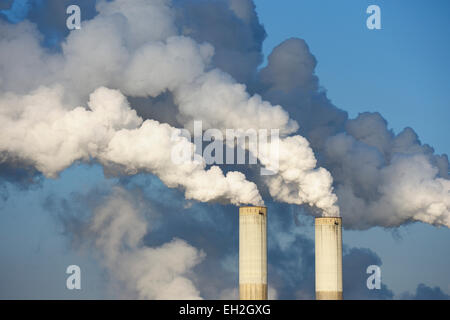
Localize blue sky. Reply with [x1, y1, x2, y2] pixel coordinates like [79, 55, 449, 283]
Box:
[0, 0, 449, 299]
[255, 0, 450, 155]
[0, 164, 107, 298]
[254, 0, 450, 295]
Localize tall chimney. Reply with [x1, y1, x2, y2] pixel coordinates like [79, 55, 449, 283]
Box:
[239, 206, 267, 300]
[315, 217, 343, 300]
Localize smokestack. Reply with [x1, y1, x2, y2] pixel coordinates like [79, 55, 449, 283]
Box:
[315, 217, 343, 300]
[239, 206, 267, 300]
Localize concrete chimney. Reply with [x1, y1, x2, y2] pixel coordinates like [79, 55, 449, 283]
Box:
[239, 206, 267, 300]
[315, 217, 343, 300]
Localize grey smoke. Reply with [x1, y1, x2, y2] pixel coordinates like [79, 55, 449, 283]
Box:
[46, 180, 405, 300]
[87, 187, 205, 299]
[255, 37, 450, 228]
[400, 283, 450, 300]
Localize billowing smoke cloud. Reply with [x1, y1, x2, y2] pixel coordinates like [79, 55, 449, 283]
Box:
[0, 0, 339, 215]
[0, 85, 262, 205]
[324, 116, 450, 228]
[172, 68, 338, 215]
[256, 38, 450, 228]
[84, 187, 205, 299]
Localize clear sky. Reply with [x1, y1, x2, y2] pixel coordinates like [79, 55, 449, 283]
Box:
[0, 0, 449, 299]
[254, 0, 450, 295]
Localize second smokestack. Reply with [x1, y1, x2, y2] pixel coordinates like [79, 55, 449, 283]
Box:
[239, 206, 267, 300]
[315, 217, 343, 300]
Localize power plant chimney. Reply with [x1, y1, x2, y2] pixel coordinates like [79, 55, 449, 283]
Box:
[315, 217, 343, 300]
[239, 206, 267, 300]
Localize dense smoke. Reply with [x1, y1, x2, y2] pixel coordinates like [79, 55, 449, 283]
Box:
[0, 85, 262, 205]
[255, 38, 450, 228]
[0, 0, 340, 215]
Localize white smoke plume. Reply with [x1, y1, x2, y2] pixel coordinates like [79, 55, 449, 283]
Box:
[171, 69, 338, 215]
[0, 85, 262, 205]
[171, 68, 339, 215]
[88, 187, 204, 299]
[0, 0, 339, 215]
[262, 137, 339, 216]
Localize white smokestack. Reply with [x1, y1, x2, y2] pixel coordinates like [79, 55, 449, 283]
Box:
[315, 217, 343, 300]
[239, 206, 267, 300]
